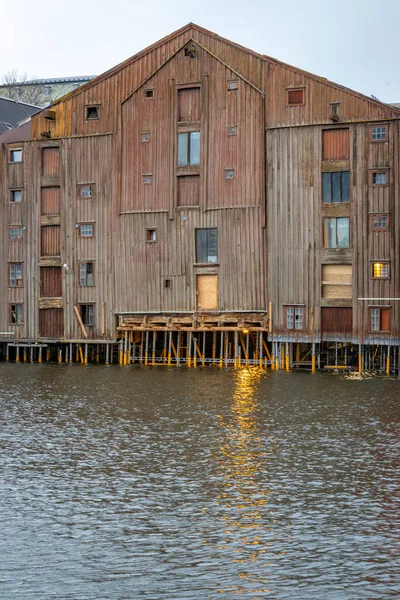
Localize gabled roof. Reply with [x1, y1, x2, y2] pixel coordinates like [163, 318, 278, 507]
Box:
[46, 23, 400, 116]
[0, 96, 41, 133]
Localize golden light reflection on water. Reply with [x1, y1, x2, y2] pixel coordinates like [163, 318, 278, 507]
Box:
[209, 367, 278, 596]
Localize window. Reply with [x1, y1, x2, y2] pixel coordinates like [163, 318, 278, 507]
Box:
[322, 265, 352, 299]
[144, 89, 154, 99]
[141, 132, 150, 142]
[85, 105, 100, 120]
[78, 223, 94, 237]
[9, 263, 23, 287]
[81, 304, 94, 327]
[285, 306, 304, 330]
[371, 171, 388, 186]
[177, 132, 200, 166]
[370, 125, 388, 142]
[287, 88, 304, 106]
[164, 279, 172, 289]
[195, 228, 218, 263]
[330, 102, 340, 121]
[10, 304, 23, 325]
[370, 214, 389, 231]
[146, 229, 156, 242]
[10, 189, 22, 203]
[370, 308, 390, 332]
[79, 262, 94, 286]
[322, 171, 350, 203]
[227, 126, 237, 136]
[78, 184, 94, 198]
[322, 129, 350, 160]
[372, 262, 389, 279]
[9, 227, 22, 240]
[178, 87, 200, 121]
[9, 149, 22, 162]
[224, 169, 235, 179]
[143, 174, 152, 184]
[228, 81, 238, 91]
[323, 217, 350, 248]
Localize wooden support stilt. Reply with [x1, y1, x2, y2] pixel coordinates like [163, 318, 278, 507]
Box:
[30, 346, 34, 363]
[124, 331, 128, 365]
[168, 331, 172, 366]
[16, 346, 20, 362]
[163, 332, 168, 364]
[38, 346, 42, 363]
[234, 331, 239, 368]
[96, 344, 100, 363]
[23, 348, 27, 363]
[212, 332, 217, 361]
[296, 343, 300, 368]
[187, 332, 192, 367]
[139, 332, 144, 364]
[275, 342, 279, 370]
[145, 331, 149, 365]
[202, 332, 206, 367]
[65, 346, 68, 363]
[358, 344, 363, 373]
[193, 337, 197, 368]
[152, 331, 156, 365]
[285, 343, 290, 371]
[84, 344, 88, 365]
[224, 332, 229, 367]
[245, 333, 249, 366]
[79, 344, 84, 364]
[259, 332, 263, 368]
[119, 339, 123, 365]
[6, 344, 9, 362]
[106, 343, 110, 365]
[76, 345, 79, 362]
[311, 342, 316, 373]
[386, 345, 390, 375]
[69, 343, 73, 362]
[177, 331, 181, 366]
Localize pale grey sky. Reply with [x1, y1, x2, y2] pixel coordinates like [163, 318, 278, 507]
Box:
[1, 0, 399, 103]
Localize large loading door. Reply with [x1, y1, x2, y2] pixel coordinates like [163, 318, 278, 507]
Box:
[196, 275, 219, 310]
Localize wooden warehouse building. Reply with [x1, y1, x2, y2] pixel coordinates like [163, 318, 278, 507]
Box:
[1, 23, 399, 371]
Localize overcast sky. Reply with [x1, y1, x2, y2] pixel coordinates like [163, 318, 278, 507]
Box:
[1, 0, 399, 103]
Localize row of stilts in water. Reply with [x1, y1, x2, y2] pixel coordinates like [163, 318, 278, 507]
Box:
[2, 330, 399, 374]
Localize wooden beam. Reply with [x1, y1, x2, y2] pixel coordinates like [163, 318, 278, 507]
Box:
[74, 305, 88, 339]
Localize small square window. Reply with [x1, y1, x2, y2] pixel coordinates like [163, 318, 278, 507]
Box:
[164, 279, 171, 289]
[10, 227, 22, 240]
[145, 89, 154, 99]
[228, 81, 238, 91]
[10, 303, 23, 325]
[372, 171, 388, 185]
[370, 214, 389, 231]
[285, 306, 304, 330]
[330, 102, 340, 121]
[10, 189, 22, 203]
[370, 125, 388, 142]
[227, 126, 237, 136]
[141, 132, 150, 143]
[78, 184, 94, 198]
[9, 149, 22, 162]
[85, 105, 100, 120]
[224, 169, 234, 180]
[143, 175, 152, 185]
[287, 88, 305, 106]
[372, 262, 389, 279]
[146, 229, 156, 242]
[78, 223, 94, 237]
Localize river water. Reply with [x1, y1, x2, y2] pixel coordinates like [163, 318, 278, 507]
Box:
[0, 363, 399, 599]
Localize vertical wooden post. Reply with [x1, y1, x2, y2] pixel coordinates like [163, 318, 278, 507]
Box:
[193, 337, 197, 368]
[84, 344, 88, 365]
[311, 342, 316, 373]
[152, 331, 156, 365]
[69, 343, 73, 362]
[39, 346, 42, 363]
[96, 344, 100, 363]
[23, 347, 27, 363]
[145, 331, 149, 365]
[164, 331, 168, 364]
[30, 346, 34, 363]
[168, 331, 172, 366]
[259, 332, 263, 368]
[75, 345, 79, 363]
[245, 333, 249, 366]
[285, 343, 290, 371]
[65, 346, 68, 363]
[16, 346, 20, 362]
[219, 332, 223, 368]
[139, 332, 144, 364]
[177, 331, 181, 366]
[358, 344, 363, 373]
[275, 342, 279, 370]
[234, 331, 239, 368]
[202, 332, 206, 367]
[296, 343, 300, 368]
[106, 343, 110, 365]
[212, 332, 217, 362]
[187, 332, 192, 367]
[224, 332, 229, 367]
[386, 345, 390, 375]
[124, 331, 128, 365]
[6, 344, 9, 362]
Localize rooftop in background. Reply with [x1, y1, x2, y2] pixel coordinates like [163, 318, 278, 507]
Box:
[0, 96, 41, 134]
[0, 75, 97, 107]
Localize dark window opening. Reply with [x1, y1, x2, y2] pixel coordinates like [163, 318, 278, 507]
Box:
[195, 228, 218, 263]
[372, 171, 387, 185]
[79, 262, 94, 286]
[86, 105, 100, 120]
[144, 89, 154, 99]
[10, 303, 23, 325]
[9, 263, 23, 287]
[322, 171, 350, 203]
[228, 81, 238, 91]
[10, 189, 22, 203]
[164, 279, 171, 288]
[287, 88, 304, 106]
[81, 304, 94, 327]
[225, 169, 234, 179]
[146, 229, 156, 242]
[10, 149, 22, 162]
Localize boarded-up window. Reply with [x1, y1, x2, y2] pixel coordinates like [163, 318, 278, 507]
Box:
[321, 308, 352, 334]
[41, 187, 60, 215]
[41, 267, 62, 297]
[287, 88, 304, 106]
[41, 225, 60, 256]
[322, 264, 352, 299]
[178, 87, 200, 121]
[39, 308, 63, 338]
[322, 129, 350, 160]
[41, 147, 60, 176]
[197, 275, 219, 310]
[177, 175, 199, 206]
